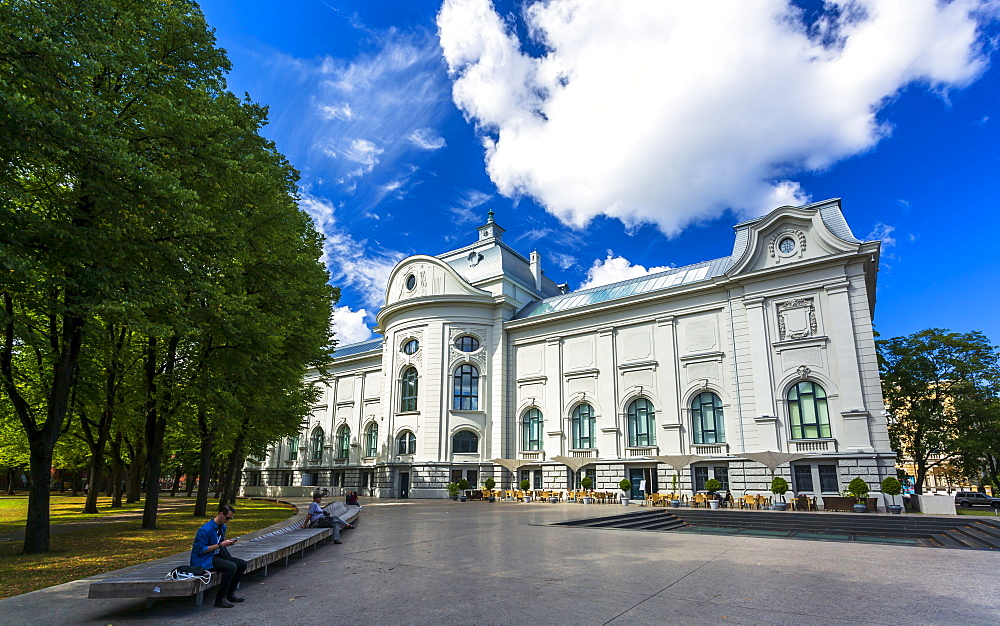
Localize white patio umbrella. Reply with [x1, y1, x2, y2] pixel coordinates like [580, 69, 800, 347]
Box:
[489, 458, 536, 474]
[739, 451, 809, 475]
[650, 454, 708, 474]
[551, 455, 599, 489]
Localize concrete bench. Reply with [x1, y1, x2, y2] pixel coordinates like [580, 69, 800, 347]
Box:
[87, 502, 359, 607]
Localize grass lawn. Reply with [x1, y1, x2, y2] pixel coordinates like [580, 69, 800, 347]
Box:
[0, 494, 150, 533]
[956, 507, 1000, 517]
[0, 498, 295, 599]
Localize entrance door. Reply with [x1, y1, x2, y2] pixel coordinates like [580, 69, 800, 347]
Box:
[400, 472, 409, 498]
[629, 468, 645, 500]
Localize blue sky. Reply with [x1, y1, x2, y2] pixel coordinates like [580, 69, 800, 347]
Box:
[198, 0, 1000, 347]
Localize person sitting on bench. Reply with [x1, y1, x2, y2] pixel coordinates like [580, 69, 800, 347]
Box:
[303, 493, 353, 543]
[191, 504, 246, 608]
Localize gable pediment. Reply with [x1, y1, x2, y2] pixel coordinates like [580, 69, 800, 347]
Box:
[726, 200, 861, 277]
[384, 255, 490, 307]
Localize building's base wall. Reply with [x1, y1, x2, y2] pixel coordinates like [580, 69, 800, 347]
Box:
[243, 455, 897, 502]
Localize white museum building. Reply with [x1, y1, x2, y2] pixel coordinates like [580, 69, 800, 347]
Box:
[242, 198, 896, 503]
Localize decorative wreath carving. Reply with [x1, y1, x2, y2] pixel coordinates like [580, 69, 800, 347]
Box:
[768, 228, 807, 261]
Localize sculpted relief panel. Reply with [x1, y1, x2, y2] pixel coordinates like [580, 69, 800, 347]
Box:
[777, 298, 818, 341]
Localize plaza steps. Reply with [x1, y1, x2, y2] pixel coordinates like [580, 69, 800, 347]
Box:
[554, 507, 1000, 550]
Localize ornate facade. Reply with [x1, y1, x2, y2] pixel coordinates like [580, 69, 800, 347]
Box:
[242, 199, 896, 502]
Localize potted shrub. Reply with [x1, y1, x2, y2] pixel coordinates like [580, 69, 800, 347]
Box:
[484, 477, 496, 502]
[881, 476, 903, 514]
[771, 477, 789, 511]
[847, 477, 870, 513]
[581, 477, 594, 504]
[705, 478, 722, 509]
[447, 482, 461, 501]
[458, 478, 470, 502]
[619, 478, 632, 505]
[670, 474, 681, 507]
[520, 479, 532, 502]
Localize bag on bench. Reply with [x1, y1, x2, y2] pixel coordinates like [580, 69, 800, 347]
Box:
[316, 515, 335, 528]
[165, 566, 212, 585]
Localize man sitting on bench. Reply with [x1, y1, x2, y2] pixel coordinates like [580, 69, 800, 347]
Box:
[304, 492, 353, 544]
[191, 504, 246, 608]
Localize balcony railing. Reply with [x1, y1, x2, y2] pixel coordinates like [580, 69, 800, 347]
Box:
[519, 451, 543, 461]
[692, 443, 728, 455]
[570, 449, 597, 458]
[790, 439, 837, 453]
[625, 446, 658, 457]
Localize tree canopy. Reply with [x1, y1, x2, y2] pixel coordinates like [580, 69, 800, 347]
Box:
[1, 0, 336, 552]
[878, 329, 1000, 494]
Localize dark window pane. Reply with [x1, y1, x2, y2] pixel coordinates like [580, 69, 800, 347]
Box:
[714, 466, 729, 490]
[818, 465, 839, 492]
[694, 466, 708, 491]
[793, 465, 814, 492]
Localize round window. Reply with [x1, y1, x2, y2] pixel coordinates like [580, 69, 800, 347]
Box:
[405, 274, 416, 290]
[455, 336, 480, 352]
[778, 237, 796, 254]
[402, 339, 419, 355]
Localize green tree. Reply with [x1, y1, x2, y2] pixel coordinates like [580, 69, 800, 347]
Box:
[1, 0, 334, 548]
[878, 329, 1000, 494]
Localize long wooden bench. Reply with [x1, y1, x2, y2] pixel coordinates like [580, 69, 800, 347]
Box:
[88, 501, 360, 607]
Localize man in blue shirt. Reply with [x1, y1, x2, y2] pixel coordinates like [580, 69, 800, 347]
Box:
[191, 504, 246, 608]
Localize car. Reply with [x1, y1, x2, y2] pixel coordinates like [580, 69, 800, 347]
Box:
[954, 491, 1000, 508]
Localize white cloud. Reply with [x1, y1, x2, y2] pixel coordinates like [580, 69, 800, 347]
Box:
[578, 252, 673, 290]
[299, 192, 405, 308]
[332, 305, 373, 345]
[408, 128, 447, 150]
[447, 188, 493, 224]
[318, 103, 354, 121]
[867, 222, 897, 247]
[548, 251, 577, 270]
[438, 0, 992, 235]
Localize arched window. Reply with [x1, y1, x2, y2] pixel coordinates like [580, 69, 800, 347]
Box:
[286, 435, 299, 461]
[400, 367, 418, 412]
[572, 403, 596, 449]
[788, 381, 831, 439]
[397, 430, 416, 455]
[452, 430, 479, 454]
[627, 398, 656, 447]
[335, 426, 351, 459]
[522, 408, 543, 451]
[453, 364, 479, 410]
[691, 392, 725, 444]
[310, 428, 325, 460]
[455, 336, 480, 352]
[365, 423, 379, 457]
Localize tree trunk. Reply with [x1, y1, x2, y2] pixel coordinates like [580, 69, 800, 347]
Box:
[70, 469, 79, 497]
[169, 466, 182, 497]
[141, 334, 177, 530]
[186, 470, 197, 498]
[194, 413, 214, 517]
[24, 444, 55, 553]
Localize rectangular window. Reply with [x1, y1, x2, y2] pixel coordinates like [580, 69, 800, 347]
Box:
[332, 472, 342, 487]
[818, 465, 839, 492]
[713, 466, 729, 491]
[466, 470, 478, 488]
[283, 471, 293, 486]
[452, 469, 463, 484]
[534, 471, 542, 489]
[694, 466, 708, 491]
[793, 465, 813, 492]
[520, 469, 530, 486]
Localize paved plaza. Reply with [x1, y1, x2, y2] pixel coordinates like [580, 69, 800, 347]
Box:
[1, 499, 998, 625]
